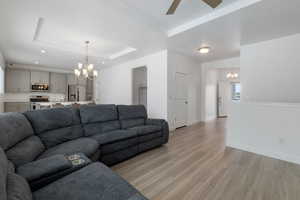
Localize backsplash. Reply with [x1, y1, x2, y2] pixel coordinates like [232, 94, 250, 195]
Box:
[4, 93, 66, 102]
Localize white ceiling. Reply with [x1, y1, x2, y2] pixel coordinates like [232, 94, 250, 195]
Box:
[168, 0, 300, 62]
[0, 0, 300, 69]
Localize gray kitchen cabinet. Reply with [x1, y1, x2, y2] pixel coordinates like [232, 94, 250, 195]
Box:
[67, 74, 77, 85]
[50, 73, 67, 94]
[5, 102, 30, 113]
[5, 69, 30, 93]
[67, 74, 86, 86]
[31, 71, 50, 85]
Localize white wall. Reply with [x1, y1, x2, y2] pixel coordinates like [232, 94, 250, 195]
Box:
[0, 52, 5, 112]
[228, 102, 300, 165]
[227, 34, 300, 164]
[202, 57, 240, 69]
[241, 33, 300, 103]
[202, 68, 218, 121]
[96, 50, 168, 120]
[167, 51, 202, 130]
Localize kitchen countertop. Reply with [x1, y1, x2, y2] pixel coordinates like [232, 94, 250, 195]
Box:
[38, 101, 92, 106]
[3, 93, 66, 102]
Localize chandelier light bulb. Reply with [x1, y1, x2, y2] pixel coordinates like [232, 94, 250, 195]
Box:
[93, 70, 98, 77]
[78, 63, 83, 69]
[88, 64, 94, 71]
[74, 69, 80, 77]
[82, 69, 88, 75]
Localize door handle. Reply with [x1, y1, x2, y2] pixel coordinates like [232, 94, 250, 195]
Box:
[185, 101, 188, 104]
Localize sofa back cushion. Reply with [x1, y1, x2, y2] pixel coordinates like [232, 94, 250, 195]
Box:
[0, 113, 45, 167]
[117, 105, 147, 129]
[79, 105, 120, 136]
[0, 148, 8, 200]
[24, 108, 83, 148]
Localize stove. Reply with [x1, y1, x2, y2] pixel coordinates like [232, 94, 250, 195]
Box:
[30, 96, 49, 110]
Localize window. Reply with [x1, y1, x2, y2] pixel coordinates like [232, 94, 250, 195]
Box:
[232, 83, 241, 101]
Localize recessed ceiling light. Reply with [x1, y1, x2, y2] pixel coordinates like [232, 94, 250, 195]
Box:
[198, 47, 211, 54]
[34, 61, 39, 65]
[41, 49, 46, 54]
[101, 61, 105, 64]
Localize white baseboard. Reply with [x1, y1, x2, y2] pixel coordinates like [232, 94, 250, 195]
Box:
[187, 120, 202, 126]
[227, 141, 300, 165]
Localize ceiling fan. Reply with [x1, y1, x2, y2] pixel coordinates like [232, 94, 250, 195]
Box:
[166, 0, 222, 15]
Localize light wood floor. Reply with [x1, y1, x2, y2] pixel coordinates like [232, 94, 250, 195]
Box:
[113, 119, 300, 200]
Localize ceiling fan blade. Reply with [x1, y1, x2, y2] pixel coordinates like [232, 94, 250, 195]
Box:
[202, 0, 222, 8]
[167, 0, 182, 15]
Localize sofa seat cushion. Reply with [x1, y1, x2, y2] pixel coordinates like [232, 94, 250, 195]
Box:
[91, 130, 137, 145]
[129, 125, 162, 136]
[33, 162, 148, 200]
[17, 155, 72, 182]
[38, 138, 99, 159]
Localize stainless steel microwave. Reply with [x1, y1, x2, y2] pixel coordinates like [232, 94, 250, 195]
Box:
[31, 84, 49, 92]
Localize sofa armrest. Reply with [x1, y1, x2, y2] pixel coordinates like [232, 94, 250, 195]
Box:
[146, 119, 169, 144]
[17, 155, 72, 182]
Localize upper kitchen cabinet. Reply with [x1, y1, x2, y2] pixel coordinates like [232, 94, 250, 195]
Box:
[5, 69, 30, 93]
[67, 74, 77, 85]
[31, 71, 50, 85]
[50, 72, 67, 94]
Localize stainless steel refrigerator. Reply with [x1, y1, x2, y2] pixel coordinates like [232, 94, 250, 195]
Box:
[68, 85, 86, 102]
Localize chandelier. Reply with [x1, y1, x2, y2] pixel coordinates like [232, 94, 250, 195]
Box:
[226, 72, 239, 79]
[74, 41, 98, 80]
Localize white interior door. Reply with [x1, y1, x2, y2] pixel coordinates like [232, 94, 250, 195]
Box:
[175, 72, 188, 128]
[218, 81, 230, 117]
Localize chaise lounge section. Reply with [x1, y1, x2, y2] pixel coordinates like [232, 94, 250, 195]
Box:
[0, 147, 148, 200]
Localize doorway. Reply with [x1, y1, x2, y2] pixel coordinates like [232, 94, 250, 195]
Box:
[175, 72, 188, 128]
[217, 81, 241, 117]
[217, 81, 230, 117]
[132, 67, 147, 108]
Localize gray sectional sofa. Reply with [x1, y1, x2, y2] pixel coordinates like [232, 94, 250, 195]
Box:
[0, 104, 169, 200]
